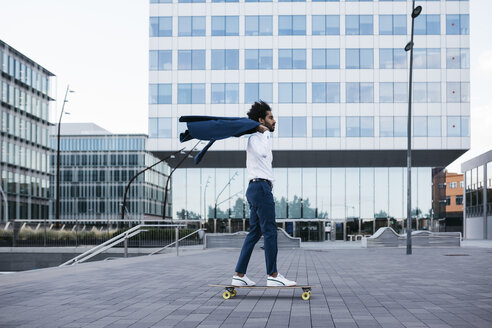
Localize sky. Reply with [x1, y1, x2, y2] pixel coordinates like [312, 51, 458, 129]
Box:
[0, 0, 491, 173]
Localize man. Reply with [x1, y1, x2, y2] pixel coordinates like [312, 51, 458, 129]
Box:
[232, 101, 296, 287]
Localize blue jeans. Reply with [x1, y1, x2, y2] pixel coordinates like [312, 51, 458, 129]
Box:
[235, 181, 278, 276]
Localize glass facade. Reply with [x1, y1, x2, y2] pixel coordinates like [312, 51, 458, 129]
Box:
[49, 130, 171, 221]
[173, 167, 432, 222]
[0, 40, 53, 222]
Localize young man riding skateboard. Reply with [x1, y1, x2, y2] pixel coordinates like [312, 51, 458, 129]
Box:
[232, 101, 296, 287]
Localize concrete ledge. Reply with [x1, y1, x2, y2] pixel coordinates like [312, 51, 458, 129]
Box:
[204, 228, 301, 248]
[362, 228, 461, 248]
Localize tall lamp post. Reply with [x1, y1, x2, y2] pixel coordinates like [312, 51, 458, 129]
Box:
[404, 1, 422, 255]
[214, 171, 238, 219]
[56, 85, 74, 222]
[162, 141, 201, 220]
[120, 147, 184, 222]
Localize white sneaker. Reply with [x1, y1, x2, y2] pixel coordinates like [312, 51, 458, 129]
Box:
[231, 275, 256, 286]
[267, 273, 296, 287]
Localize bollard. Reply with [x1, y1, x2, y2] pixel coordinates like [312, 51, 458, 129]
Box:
[175, 227, 179, 256]
[124, 233, 128, 258]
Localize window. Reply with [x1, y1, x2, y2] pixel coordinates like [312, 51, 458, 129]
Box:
[313, 117, 340, 137]
[178, 50, 205, 70]
[414, 49, 441, 69]
[446, 196, 451, 206]
[346, 83, 374, 103]
[312, 83, 340, 103]
[456, 195, 463, 206]
[149, 84, 172, 104]
[379, 83, 408, 103]
[245, 16, 273, 36]
[178, 83, 205, 104]
[447, 116, 469, 137]
[149, 50, 172, 71]
[415, 15, 440, 35]
[245, 49, 273, 70]
[346, 117, 374, 137]
[447, 48, 470, 69]
[149, 118, 172, 138]
[244, 83, 273, 103]
[212, 0, 239, 2]
[450, 182, 457, 189]
[346, 49, 373, 69]
[212, 16, 239, 36]
[179, 0, 205, 2]
[413, 82, 441, 103]
[278, 49, 306, 69]
[211, 84, 239, 104]
[278, 117, 307, 137]
[312, 15, 340, 35]
[178, 16, 206, 36]
[447, 82, 470, 103]
[278, 15, 306, 35]
[150, 17, 172, 37]
[379, 15, 406, 35]
[312, 49, 340, 69]
[379, 48, 407, 69]
[447, 14, 469, 35]
[428, 116, 441, 137]
[245, 0, 272, 2]
[346, 15, 373, 35]
[211, 50, 239, 70]
[278, 83, 306, 103]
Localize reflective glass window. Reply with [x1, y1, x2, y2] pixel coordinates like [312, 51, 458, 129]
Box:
[312, 116, 325, 137]
[279, 49, 306, 69]
[212, 16, 239, 36]
[360, 117, 374, 137]
[158, 118, 172, 138]
[312, 83, 340, 103]
[211, 83, 239, 104]
[447, 116, 461, 137]
[278, 117, 293, 137]
[415, 15, 440, 35]
[178, 83, 205, 104]
[345, 49, 374, 69]
[149, 118, 158, 138]
[211, 49, 239, 70]
[447, 14, 469, 35]
[178, 50, 205, 70]
[150, 17, 172, 37]
[279, 15, 306, 35]
[312, 15, 340, 35]
[244, 83, 273, 103]
[346, 117, 360, 137]
[414, 117, 427, 137]
[379, 116, 393, 137]
[394, 117, 407, 137]
[245, 16, 273, 36]
[149, 50, 172, 71]
[312, 49, 339, 69]
[379, 15, 406, 35]
[428, 116, 441, 137]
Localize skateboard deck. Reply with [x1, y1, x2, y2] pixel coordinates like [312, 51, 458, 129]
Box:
[209, 284, 313, 300]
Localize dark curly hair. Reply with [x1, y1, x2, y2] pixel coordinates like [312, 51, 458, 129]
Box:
[247, 100, 271, 122]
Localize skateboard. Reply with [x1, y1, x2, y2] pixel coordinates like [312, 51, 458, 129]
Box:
[208, 284, 313, 301]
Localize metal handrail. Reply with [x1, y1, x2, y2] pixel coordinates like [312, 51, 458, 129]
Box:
[59, 224, 185, 266]
[149, 228, 206, 256]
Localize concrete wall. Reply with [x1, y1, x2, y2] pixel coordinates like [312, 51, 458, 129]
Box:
[465, 217, 485, 239]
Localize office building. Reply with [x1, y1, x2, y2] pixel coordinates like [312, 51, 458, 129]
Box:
[462, 150, 492, 240]
[148, 0, 470, 239]
[432, 168, 463, 232]
[50, 123, 171, 222]
[0, 40, 53, 222]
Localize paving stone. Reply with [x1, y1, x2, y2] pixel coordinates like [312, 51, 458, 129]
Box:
[0, 247, 491, 327]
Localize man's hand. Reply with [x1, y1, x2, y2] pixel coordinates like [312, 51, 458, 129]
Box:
[257, 125, 269, 133]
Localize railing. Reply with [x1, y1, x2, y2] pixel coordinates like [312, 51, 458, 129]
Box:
[149, 228, 206, 256]
[466, 205, 484, 217]
[0, 220, 203, 247]
[59, 224, 188, 266]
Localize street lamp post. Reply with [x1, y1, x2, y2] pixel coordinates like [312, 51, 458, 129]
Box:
[120, 147, 184, 222]
[214, 171, 238, 219]
[203, 176, 211, 221]
[56, 85, 74, 222]
[162, 141, 201, 220]
[404, 1, 422, 255]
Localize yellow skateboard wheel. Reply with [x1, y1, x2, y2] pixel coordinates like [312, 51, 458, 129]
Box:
[302, 292, 310, 301]
[231, 289, 237, 297]
[223, 291, 231, 299]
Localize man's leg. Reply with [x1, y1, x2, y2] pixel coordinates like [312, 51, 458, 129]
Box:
[234, 188, 262, 275]
[257, 184, 277, 276]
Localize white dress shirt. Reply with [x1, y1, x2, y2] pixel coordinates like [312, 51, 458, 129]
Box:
[246, 131, 274, 182]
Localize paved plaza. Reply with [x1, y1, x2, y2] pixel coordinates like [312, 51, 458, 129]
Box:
[0, 245, 492, 328]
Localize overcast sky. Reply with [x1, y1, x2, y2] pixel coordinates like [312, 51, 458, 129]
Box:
[0, 0, 490, 173]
